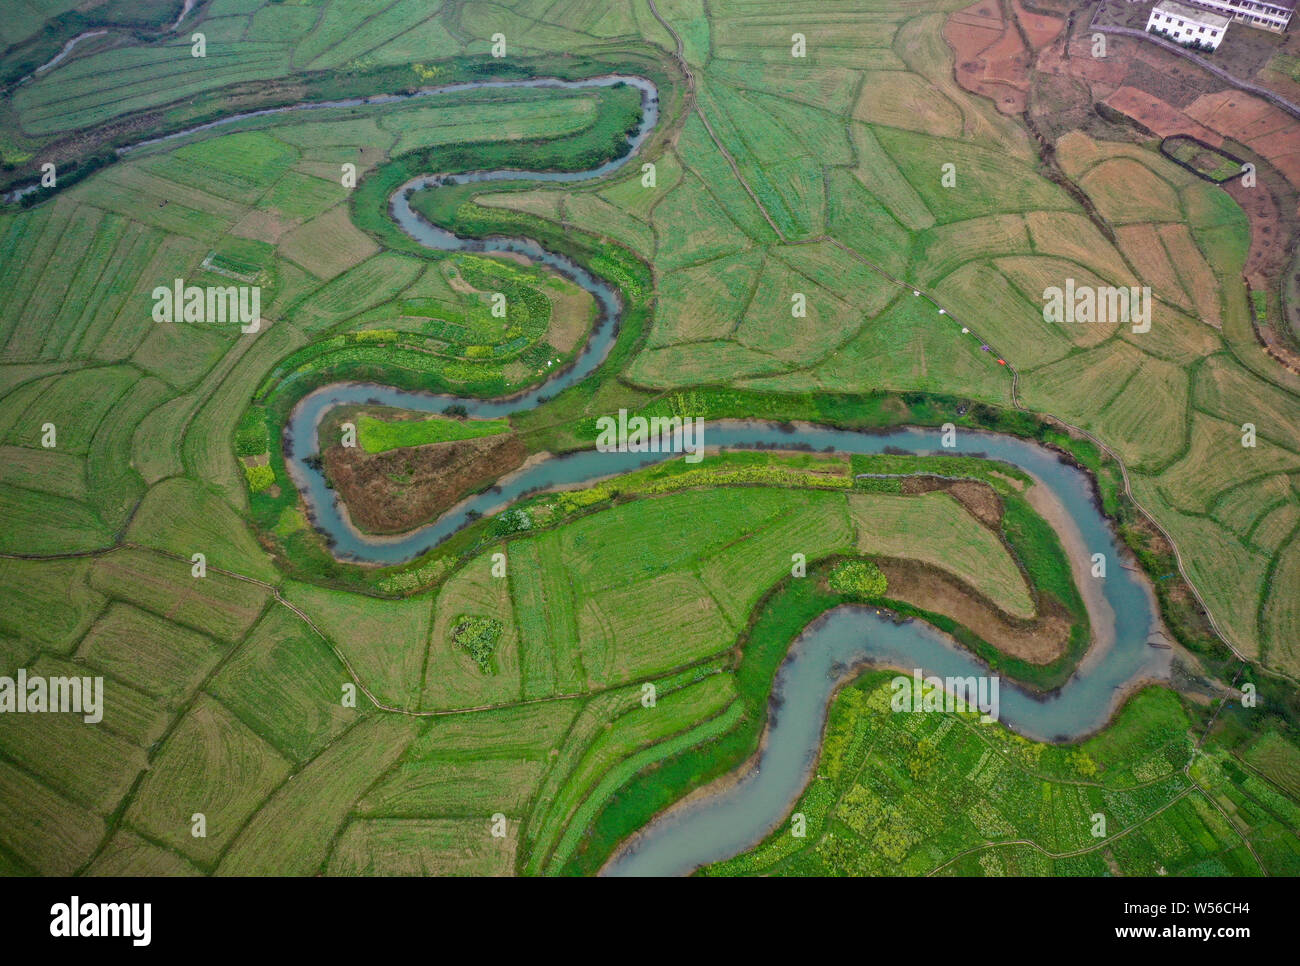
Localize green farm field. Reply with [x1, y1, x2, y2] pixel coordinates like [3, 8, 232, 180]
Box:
[0, 0, 1296, 884]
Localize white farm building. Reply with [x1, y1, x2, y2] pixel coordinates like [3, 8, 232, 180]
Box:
[1146, 0, 1232, 49]
[1186, 0, 1294, 33]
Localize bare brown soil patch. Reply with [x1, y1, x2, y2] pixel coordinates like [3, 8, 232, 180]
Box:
[878, 556, 1072, 664]
[1104, 87, 1223, 143]
[1014, 0, 1063, 50]
[323, 433, 526, 535]
[989, 469, 1025, 491]
[446, 267, 477, 294]
[1127, 507, 1174, 561]
[1225, 177, 1286, 290]
[900, 476, 1004, 529]
[231, 208, 297, 244]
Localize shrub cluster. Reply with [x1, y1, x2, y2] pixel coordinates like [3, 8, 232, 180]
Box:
[828, 560, 888, 599]
[452, 615, 503, 672]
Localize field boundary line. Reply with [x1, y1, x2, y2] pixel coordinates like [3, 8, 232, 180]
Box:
[644, 0, 787, 242]
[138, 540, 735, 719]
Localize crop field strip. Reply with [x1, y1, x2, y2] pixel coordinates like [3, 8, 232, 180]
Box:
[0, 0, 1298, 878]
[8, 1, 455, 136]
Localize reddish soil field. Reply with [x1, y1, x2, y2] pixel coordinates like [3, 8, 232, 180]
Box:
[945, 0, 1031, 114]
[1226, 177, 1287, 288]
[901, 476, 1004, 530]
[1014, 0, 1064, 49]
[947, 0, 1300, 360]
[1105, 86, 1224, 144]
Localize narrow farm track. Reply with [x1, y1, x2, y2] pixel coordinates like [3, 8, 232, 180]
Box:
[646, 0, 785, 241]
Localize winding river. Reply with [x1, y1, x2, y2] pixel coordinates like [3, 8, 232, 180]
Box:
[604, 595, 1167, 876]
[287, 405, 1171, 873]
[269, 74, 1171, 875]
[64, 71, 1169, 874]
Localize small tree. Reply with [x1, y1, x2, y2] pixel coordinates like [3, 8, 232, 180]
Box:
[243, 463, 274, 493]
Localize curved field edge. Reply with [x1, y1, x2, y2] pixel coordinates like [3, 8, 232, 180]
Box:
[4, 0, 1292, 687]
[228, 65, 1244, 696]
[245, 127, 1271, 873]
[567, 579, 1295, 877]
[249, 131, 1168, 680]
[0, 21, 1254, 687]
[1, 49, 680, 199]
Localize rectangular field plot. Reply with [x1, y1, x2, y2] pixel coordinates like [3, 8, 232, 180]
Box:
[207, 605, 362, 765]
[0, 556, 105, 654]
[0, 760, 104, 876]
[75, 601, 224, 705]
[577, 571, 734, 686]
[698, 489, 853, 625]
[125, 695, 292, 867]
[285, 580, 432, 711]
[89, 547, 270, 643]
[0, 655, 146, 813]
[359, 757, 546, 818]
[0, 483, 114, 555]
[328, 818, 515, 876]
[423, 557, 523, 711]
[86, 830, 203, 877]
[216, 715, 421, 876]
